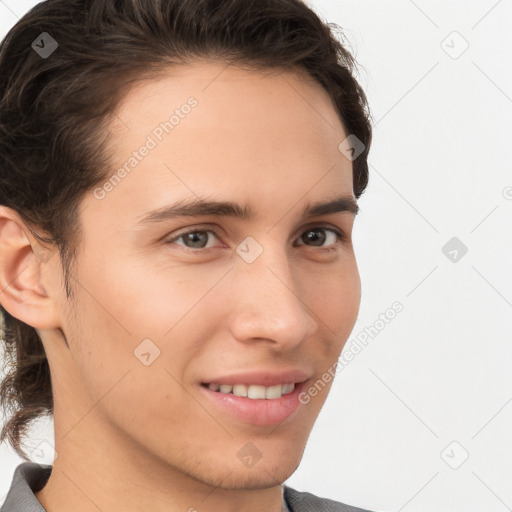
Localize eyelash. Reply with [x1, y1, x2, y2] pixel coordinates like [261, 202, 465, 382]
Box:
[164, 226, 346, 253]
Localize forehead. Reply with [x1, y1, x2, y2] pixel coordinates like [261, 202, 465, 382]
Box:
[86, 60, 354, 227]
[114, 60, 343, 126]
[109, 60, 349, 163]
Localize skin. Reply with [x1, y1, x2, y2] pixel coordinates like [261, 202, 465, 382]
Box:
[0, 60, 361, 512]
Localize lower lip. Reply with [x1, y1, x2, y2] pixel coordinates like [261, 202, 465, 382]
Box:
[199, 381, 308, 426]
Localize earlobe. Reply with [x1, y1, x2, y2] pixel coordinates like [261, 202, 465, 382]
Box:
[0, 206, 60, 330]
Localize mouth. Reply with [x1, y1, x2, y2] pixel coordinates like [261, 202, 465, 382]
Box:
[199, 378, 310, 426]
[200, 382, 296, 400]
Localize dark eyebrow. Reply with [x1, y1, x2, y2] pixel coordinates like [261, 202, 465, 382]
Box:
[136, 194, 359, 225]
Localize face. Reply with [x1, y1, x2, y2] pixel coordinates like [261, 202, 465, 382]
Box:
[45, 60, 361, 489]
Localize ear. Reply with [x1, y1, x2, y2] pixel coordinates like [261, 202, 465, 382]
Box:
[0, 206, 61, 330]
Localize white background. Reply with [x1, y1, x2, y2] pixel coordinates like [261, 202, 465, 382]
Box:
[1, 1, 512, 511]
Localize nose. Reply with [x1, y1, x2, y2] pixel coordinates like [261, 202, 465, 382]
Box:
[227, 242, 319, 350]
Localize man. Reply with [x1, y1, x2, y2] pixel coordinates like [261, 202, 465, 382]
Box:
[0, 0, 373, 510]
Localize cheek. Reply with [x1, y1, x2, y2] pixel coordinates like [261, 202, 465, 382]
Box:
[303, 257, 361, 332]
[66, 260, 224, 396]
[62, 262, 169, 403]
[64, 278, 198, 438]
[110, 257, 228, 337]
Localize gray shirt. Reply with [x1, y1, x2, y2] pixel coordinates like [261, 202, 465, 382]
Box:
[1, 462, 373, 512]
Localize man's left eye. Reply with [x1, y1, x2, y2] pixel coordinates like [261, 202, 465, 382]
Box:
[295, 227, 344, 248]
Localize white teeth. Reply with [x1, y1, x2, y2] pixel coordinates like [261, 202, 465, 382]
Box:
[248, 385, 267, 399]
[282, 383, 295, 394]
[219, 384, 233, 394]
[207, 382, 296, 399]
[232, 384, 248, 397]
[265, 385, 282, 399]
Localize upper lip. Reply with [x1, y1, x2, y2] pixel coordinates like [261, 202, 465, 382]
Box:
[201, 369, 312, 387]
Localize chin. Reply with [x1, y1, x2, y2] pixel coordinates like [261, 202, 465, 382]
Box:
[184, 448, 303, 490]
[210, 462, 300, 490]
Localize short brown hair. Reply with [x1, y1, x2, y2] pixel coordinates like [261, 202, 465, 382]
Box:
[0, 0, 372, 460]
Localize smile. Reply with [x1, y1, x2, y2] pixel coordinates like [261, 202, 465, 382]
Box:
[202, 382, 296, 399]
